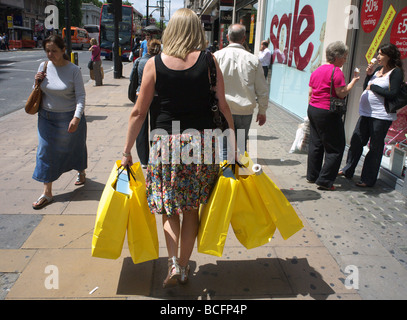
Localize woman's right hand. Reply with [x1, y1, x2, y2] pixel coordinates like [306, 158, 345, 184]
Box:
[366, 63, 375, 76]
[35, 71, 46, 83]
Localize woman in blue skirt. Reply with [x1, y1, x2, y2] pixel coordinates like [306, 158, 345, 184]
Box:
[32, 35, 87, 209]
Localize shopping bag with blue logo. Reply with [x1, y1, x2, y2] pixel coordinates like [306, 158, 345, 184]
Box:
[92, 160, 132, 260]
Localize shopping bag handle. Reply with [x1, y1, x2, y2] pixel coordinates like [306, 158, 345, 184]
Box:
[117, 164, 137, 182]
[221, 161, 245, 171]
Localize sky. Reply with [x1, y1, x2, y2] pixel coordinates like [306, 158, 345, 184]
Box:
[128, 0, 185, 22]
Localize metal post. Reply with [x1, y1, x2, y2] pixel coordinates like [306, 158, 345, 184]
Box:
[146, 0, 149, 26]
[113, 0, 122, 78]
[64, 0, 72, 57]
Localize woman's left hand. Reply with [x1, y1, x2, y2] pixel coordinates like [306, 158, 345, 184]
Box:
[68, 117, 80, 133]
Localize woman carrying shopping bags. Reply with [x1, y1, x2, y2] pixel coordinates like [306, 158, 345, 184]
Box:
[121, 9, 235, 288]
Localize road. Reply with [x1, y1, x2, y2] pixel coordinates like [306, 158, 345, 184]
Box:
[0, 49, 122, 117]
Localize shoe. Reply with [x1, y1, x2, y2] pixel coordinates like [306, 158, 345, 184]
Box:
[32, 194, 53, 210]
[355, 181, 372, 188]
[306, 179, 315, 184]
[179, 265, 190, 285]
[141, 164, 148, 169]
[337, 171, 344, 176]
[163, 256, 181, 288]
[75, 172, 86, 186]
[317, 184, 335, 191]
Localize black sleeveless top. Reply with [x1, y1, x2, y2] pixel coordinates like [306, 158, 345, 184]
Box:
[154, 51, 216, 134]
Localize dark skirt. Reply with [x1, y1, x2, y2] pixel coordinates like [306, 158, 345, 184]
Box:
[33, 109, 87, 183]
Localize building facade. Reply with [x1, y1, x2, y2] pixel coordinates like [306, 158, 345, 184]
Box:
[189, 0, 407, 191]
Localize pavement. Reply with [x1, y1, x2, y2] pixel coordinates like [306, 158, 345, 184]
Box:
[1, 61, 407, 301]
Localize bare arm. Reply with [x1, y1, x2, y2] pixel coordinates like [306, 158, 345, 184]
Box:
[121, 58, 156, 166]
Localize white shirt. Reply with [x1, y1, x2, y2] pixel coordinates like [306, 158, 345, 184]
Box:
[359, 69, 396, 121]
[214, 43, 269, 115]
[259, 48, 272, 67]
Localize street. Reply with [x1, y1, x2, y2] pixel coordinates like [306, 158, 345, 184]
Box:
[0, 49, 120, 117]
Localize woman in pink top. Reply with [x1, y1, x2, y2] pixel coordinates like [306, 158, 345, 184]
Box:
[89, 38, 103, 86]
[307, 41, 360, 190]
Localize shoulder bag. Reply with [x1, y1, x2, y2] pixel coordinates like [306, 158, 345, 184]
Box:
[329, 66, 347, 115]
[205, 50, 229, 131]
[386, 81, 407, 113]
[25, 61, 48, 115]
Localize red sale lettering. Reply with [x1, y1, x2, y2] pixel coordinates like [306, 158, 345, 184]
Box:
[269, 0, 315, 71]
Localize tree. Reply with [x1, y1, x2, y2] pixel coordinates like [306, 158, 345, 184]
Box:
[55, 0, 83, 29]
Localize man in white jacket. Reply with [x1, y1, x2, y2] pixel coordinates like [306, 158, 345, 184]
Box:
[214, 24, 269, 157]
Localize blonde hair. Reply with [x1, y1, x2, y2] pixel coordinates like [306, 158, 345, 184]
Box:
[162, 8, 206, 59]
[90, 38, 98, 46]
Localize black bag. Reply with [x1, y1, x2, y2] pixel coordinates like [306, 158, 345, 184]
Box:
[128, 58, 141, 103]
[88, 60, 93, 70]
[205, 50, 228, 131]
[386, 82, 407, 113]
[329, 67, 347, 115]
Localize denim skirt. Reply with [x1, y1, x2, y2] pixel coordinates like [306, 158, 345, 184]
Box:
[33, 109, 87, 183]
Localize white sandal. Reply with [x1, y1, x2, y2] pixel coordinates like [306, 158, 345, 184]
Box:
[32, 194, 53, 210]
[163, 256, 181, 288]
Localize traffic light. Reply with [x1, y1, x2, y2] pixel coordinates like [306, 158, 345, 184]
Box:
[115, 0, 122, 22]
[107, 0, 114, 14]
[106, 0, 122, 21]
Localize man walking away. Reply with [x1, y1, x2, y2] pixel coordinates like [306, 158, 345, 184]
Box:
[214, 24, 269, 158]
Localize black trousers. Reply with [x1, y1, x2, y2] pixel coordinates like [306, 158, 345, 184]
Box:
[341, 116, 392, 186]
[136, 97, 160, 165]
[307, 105, 345, 188]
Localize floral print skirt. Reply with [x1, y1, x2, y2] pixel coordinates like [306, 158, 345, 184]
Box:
[146, 131, 220, 217]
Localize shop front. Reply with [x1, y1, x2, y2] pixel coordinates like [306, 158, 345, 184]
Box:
[344, 0, 407, 189]
[262, 0, 407, 191]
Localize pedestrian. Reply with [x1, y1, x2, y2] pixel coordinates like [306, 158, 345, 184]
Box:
[132, 38, 162, 168]
[31, 35, 87, 209]
[307, 41, 360, 191]
[259, 40, 272, 78]
[214, 23, 268, 158]
[89, 38, 103, 86]
[121, 8, 234, 288]
[339, 43, 405, 187]
[3, 33, 9, 51]
[139, 34, 150, 57]
[0, 34, 4, 50]
[208, 40, 219, 53]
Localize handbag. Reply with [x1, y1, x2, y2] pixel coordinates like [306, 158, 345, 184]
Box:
[329, 67, 347, 115]
[25, 61, 48, 115]
[197, 164, 238, 257]
[386, 82, 407, 113]
[88, 59, 93, 70]
[205, 50, 229, 131]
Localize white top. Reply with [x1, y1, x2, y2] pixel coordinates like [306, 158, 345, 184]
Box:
[214, 43, 269, 115]
[359, 69, 396, 121]
[38, 61, 86, 119]
[258, 48, 272, 67]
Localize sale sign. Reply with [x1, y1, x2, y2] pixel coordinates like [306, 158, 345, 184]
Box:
[361, 0, 383, 33]
[365, 5, 396, 63]
[390, 6, 407, 60]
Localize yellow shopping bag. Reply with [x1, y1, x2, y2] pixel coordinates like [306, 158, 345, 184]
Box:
[92, 161, 131, 259]
[231, 172, 277, 249]
[127, 163, 159, 264]
[197, 165, 238, 257]
[241, 153, 304, 240]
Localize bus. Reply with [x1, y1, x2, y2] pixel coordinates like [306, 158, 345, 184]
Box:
[84, 24, 100, 41]
[99, 3, 142, 60]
